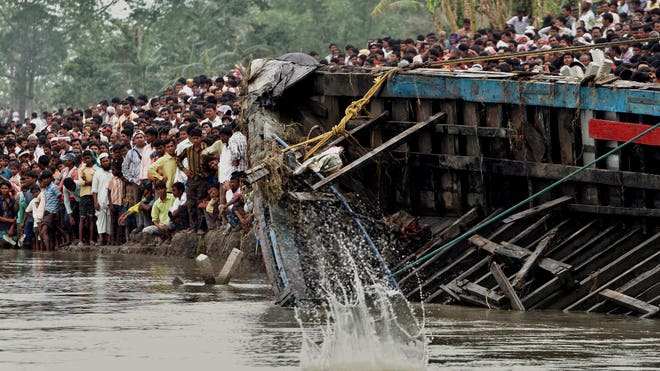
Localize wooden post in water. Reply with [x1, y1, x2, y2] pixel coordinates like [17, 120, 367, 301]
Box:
[217, 248, 245, 284]
[196, 254, 216, 284]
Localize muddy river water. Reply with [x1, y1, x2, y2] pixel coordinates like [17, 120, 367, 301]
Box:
[1, 250, 657, 370]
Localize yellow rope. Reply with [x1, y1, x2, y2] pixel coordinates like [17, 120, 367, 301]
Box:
[284, 68, 400, 159]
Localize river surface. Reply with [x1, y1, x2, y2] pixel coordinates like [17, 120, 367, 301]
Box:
[0, 250, 658, 370]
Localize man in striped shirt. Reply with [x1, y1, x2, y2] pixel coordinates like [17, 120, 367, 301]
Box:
[228, 122, 247, 174]
[177, 127, 207, 233]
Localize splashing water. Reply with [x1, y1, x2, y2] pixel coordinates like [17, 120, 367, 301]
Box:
[296, 272, 427, 371]
[285, 194, 428, 369]
[292, 205, 428, 370]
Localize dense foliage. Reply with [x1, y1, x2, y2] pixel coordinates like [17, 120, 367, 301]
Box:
[0, 0, 431, 115]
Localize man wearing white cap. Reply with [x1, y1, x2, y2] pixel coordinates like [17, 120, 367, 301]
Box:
[92, 153, 113, 246]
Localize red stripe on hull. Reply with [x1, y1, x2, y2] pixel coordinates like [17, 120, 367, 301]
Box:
[588, 119, 660, 146]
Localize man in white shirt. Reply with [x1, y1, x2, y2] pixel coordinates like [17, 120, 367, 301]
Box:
[169, 182, 188, 231]
[579, 0, 597, 31]
[506, 9, 530, 35]
[92, 153, 113, 245]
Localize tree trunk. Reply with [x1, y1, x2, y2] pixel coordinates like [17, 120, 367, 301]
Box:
[15, 61, 27, 121]
[27, 72, 35, 116]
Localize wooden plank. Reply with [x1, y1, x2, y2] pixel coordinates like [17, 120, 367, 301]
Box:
[439, 100, 460, 213]
[405, 249, 475, 299]
[363, 121, 509, 137]
[416, 101, 435, 209]
[588, 119, 660, 146]
[459, 280, 506, 306]
[567, 204, 660, 218]
[397, 210, 479, 287]
[547, 219, 599, 256]
[485, 104, 506, 156]
[324, 111, 389, 149]
[511, 228, 557, 288]
[392, 100, 411, 207]
[502, 196, 573, 223]
[523, 277, 564, 308]
[396, 153, 660, 190]
[507, 214, 552, 245]
[464, 101, 484, 208]
[311, 112, 445, 190]
[423, 283, 461, 303]
[416, 101, 433, 152]
[245, 164, 270, 184]
[588, 265, 660, 313]
[419, 212, 513, 302]
[459, 293, 501, 309]
[391, 100, 410, 153]
[510, 105, 527, 161]
[557, 109, 576, 165]
[560, 224, 621, 264]
[469, 235, 530, 260]
[409, 207, 479, 261]
[599, 289, 659, 316]
[490, 262, 525, 311]
[537, 258, 572, 277]
[562, 233, 660, 312]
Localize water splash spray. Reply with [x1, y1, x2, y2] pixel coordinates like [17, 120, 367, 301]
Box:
[293, 203, 427, 370]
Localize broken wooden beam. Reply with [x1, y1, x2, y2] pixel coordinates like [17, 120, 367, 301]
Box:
[599, 289, 659, 317]
[490, 262, 525, 311]
[537, 258, 572, 279]
[311, 112, 445, 190]
[216, 248, 245, 285]
[511, 228, 558, 289]
[502, 196, 573, 224]
[457, 280, 506, 306]
[468, 235, 530, 260]
[245, 164, 270, 184]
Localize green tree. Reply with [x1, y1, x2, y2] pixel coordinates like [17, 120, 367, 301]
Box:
[0, 0, 117, 117]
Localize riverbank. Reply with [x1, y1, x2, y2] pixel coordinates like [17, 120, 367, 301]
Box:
[58, 227, 265, 277]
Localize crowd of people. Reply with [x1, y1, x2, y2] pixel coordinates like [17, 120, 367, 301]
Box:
[315, 1, 660, 83]
[0, 73, 253, 250]
[1, 1, 659, 252]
